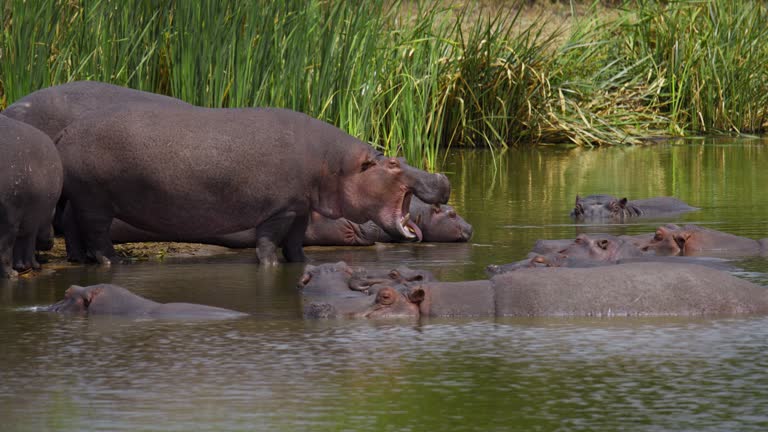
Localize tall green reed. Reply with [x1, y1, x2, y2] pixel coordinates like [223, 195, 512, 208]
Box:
[2, 0, 766, 166]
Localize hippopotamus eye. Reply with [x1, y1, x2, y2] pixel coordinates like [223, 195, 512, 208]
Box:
[360, 160, 376, 172]
[447, 210, 456, 218]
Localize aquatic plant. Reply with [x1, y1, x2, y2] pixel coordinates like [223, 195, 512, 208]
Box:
[1, 0, 766, 166]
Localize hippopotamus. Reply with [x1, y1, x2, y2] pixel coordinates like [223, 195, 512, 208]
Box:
[486, 233, 647, 275]
[3, 81, 194, 234]
[571, 194, 698, 222]
[46, 284, 247, 319]
[486, 250, 739, 275]
[3, 81, 192, 140]
[56, 106, 450, 265]
[641, 224, 768, 257]
[298, 262, 436, 318]
[300, 262, 768, 319]
[0, 116, 63, 277]
[304, 197, 472, 245]
[108, 196, 472, 247]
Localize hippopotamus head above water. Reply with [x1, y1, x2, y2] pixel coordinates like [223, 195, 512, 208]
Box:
[571, 194, 697, 222]
[641, 224, 765, 257]
[301, 262, 768, 319]
[571, 194, 641, 221]
[298, 262, 433, 318]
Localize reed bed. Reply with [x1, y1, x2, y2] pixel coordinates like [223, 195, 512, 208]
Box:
[1, 0, 767, 168]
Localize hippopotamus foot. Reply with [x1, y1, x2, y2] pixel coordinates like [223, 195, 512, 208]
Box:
[256, 238, 280, 266]
[11, 234, 41, 272]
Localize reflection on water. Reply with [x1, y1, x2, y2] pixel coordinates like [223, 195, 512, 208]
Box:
[1, 138, 767, 431]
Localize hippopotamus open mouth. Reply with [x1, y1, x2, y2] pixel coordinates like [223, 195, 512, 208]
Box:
[394, 189, 423, 241]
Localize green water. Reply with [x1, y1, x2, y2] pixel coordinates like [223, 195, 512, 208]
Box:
[1, 138, 767, 431]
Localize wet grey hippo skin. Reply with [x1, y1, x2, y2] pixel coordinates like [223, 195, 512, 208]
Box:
[56, 106, 450, 265]
[300, 262, 768, 319]
[46, 284, 246, 319]
[491, 226, 767, 275]
[571, 194, 698, 222]
[487, 233, 648, 275]
[641, 224, 768, 257]
[109, 196, 472, 247]
[0, 116, 63, 277]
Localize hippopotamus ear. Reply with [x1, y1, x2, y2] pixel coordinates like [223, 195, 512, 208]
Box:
[673, 231, 692, 251]
[83, 286, 105, 307]
[619, 198, 629, 208]
[408, 287, 426, 304]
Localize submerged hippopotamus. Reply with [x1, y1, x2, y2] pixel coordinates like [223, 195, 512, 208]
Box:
[487, 233, 648, 275]
[108, 196, 472, 247]
[300, 262, 768, 319]
[56, 105, 450, 265]
[46, 284, 247, 319]
[571, 194, 698, 222]
[298, 262, 435, 318]
[0, 116, 63, 277]
[641, 224, 768, 257]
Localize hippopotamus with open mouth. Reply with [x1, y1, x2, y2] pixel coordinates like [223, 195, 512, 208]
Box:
[571, 194, 698, 222]
[55, 106, 450, 265]
[46, 284, 247, 319]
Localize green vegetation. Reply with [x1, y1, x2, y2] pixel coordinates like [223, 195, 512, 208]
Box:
[1, 0, 767, 169]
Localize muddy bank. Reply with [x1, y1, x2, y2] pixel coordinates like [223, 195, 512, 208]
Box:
[38, 238, 236, 266]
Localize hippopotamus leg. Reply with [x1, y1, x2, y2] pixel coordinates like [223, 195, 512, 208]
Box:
[11, 232, 40, 272]
[278, 212, 310, 263]
[0, 227, 18, 278]
[62, 198, 115, 265]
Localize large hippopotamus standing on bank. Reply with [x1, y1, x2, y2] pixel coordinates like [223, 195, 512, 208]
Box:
[571, 194, 698, 222]
[299, 262, 768, 319]
[46, 284, 247, 319]
[108, 196, 472, 247]
[3, 81, 196, 234]
[0, 116, 63, 277]
[56, 106, 450, 265]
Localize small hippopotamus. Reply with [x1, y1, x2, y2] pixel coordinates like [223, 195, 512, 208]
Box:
[0, 116, 63, 277]
[46, 284, 247, 319]
[571, 194, 698, 222]
[300, 262, 768, 319]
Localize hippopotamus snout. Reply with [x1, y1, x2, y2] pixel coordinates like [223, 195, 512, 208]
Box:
[403, 164, 451, 205]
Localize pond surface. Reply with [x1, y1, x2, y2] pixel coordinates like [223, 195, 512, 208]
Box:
[2, 138, 767, 431]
